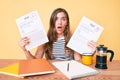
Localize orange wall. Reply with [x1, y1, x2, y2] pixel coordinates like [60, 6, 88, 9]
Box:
[0, 0, 120, 60]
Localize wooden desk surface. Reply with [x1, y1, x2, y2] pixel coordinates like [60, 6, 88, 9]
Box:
[0, 59, 120, 80]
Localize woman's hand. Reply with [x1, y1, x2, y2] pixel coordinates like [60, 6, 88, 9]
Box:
[87, 40, 97, 54]
[18, 37, 30, 51]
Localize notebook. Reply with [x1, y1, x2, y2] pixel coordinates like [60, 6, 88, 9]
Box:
[52, 60, 99, 79]
[0, 63, 19, 77]
[0, 59, 55, 77]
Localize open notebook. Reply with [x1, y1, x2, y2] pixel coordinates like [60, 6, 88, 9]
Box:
[52, 60, 99, 79]
[0, 59, 55, 78]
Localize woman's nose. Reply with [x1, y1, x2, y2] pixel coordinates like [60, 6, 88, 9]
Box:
[58, 19, 62, 25]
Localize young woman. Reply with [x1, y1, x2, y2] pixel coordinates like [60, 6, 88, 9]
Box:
[18, 8, 97, 61]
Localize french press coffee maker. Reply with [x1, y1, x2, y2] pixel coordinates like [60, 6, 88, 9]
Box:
[95, 45, 114, 69]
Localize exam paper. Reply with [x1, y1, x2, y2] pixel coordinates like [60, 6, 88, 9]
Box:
[16, 11, 48, 50]
[67, 16, 104, 54]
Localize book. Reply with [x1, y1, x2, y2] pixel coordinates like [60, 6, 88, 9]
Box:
[67, 16, 104, 54]
[0, 63, 20, 77]
[52, 60, 99, 79]
[0, 59, 55, 77]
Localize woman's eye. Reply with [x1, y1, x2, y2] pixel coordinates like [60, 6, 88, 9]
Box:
[62, 18, 66, 21]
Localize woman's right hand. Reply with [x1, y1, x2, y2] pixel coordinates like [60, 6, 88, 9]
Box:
[18, 37, 30, 51]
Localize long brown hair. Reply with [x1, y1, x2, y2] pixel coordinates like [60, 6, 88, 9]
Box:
[44, 8, 72, 59]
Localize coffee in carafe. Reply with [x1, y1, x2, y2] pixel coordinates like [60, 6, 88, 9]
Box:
[95, 45, 114, 69]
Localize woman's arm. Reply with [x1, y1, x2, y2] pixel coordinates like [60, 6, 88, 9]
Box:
[74, 51, 82, 61]
[35, 44, 45, 58]
[18, 37, 44, 59]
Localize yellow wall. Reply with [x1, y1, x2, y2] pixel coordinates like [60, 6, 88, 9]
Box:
[0, 0, 120, 60]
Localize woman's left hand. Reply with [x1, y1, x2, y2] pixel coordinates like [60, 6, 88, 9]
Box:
[87, 40, 97, 53]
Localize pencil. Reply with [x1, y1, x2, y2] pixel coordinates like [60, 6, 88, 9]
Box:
[67, 63, 69, 72]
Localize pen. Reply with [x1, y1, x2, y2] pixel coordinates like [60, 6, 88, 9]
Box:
[67, 63, 69, 72]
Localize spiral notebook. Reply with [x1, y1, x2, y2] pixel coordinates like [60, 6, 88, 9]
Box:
[52, 60, 99, 79]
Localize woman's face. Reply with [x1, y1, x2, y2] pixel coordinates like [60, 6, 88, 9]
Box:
[55, 12, 67, 37]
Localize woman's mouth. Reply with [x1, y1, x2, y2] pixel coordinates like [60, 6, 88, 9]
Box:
[57, 26, 62, 30]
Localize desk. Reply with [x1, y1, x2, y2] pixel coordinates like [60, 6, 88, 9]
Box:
[0, 59, 120, 80]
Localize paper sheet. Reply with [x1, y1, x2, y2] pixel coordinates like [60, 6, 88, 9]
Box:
[16, 11, 48, 50]
[67, 16, 104, 54]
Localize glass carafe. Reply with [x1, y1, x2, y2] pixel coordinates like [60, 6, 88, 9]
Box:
[95, 45, 114, 69]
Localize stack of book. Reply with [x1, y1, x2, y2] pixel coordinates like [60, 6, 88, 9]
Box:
[0, 59, 55, 78]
